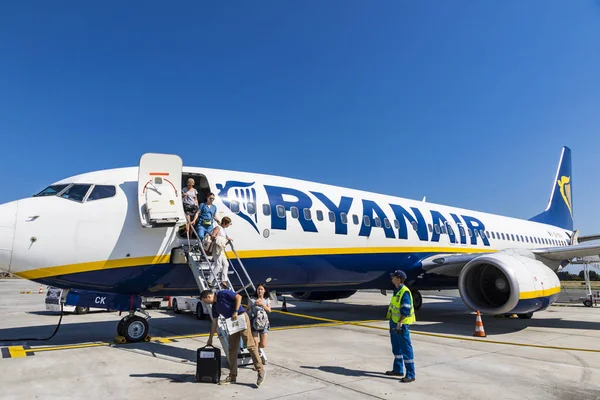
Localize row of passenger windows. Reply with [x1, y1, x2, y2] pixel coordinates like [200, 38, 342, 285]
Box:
[34, 184, 117, 203]
[227, 201, 566, 246]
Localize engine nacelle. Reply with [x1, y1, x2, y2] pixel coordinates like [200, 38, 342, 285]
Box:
[291, 290, 357, 301]
[458, 253, 560, 315]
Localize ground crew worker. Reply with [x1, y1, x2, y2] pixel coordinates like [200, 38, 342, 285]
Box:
[385, 270, 416, 382]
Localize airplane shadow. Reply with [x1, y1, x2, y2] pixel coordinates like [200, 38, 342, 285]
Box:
[1, 295, 598, 348]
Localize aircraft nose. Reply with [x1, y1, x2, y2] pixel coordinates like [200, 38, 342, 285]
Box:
[0, 201, 18, 273]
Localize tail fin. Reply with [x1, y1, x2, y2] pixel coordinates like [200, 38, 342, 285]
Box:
[529, 146, 573, 231]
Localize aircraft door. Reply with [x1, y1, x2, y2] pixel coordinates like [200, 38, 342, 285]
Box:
[138, 153, 186, 228]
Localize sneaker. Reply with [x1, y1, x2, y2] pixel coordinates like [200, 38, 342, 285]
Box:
[260, 350, 268, 365]
[400, 377, 415, 383]
[257, 370, 266, 387]
[220, 375, 236, 385]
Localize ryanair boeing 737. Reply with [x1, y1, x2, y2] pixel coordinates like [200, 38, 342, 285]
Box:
[0, 146, 599, 342]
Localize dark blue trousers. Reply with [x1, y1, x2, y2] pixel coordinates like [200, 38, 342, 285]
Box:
[389, 320, 415, 379]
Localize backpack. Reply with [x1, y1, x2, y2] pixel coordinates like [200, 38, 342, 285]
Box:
[251, 301, 270, 331]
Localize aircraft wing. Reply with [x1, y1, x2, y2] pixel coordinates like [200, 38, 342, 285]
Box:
[532, 242, 600, 261]
[420, 253, 484, 277]
[421, 243, 600, 278]
[578, 234, 600, 243]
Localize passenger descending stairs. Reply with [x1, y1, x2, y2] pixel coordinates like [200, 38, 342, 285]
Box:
[185, 225, 257, 367]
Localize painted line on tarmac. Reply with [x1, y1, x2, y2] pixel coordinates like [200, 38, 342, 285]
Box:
[0, 319, 376, 359]
[271, 309, 600, 353]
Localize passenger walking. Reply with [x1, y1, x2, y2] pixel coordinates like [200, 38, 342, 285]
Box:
[197, 192, 217, 239]
[250, 283, 271, 365]
[385, 270, 416, 382]
[201, 289, 266, 387]
[182, 179, 199, 236]
[209, 216, 233, 289]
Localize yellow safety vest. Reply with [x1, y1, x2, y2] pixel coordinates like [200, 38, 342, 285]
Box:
[386, 285, 416, 325]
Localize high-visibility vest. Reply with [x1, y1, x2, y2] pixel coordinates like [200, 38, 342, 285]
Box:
[386, 285, 416, 325]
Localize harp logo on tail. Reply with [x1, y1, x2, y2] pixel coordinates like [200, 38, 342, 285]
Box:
[557, 176, 572, 216]
[215, 181, 260, 234]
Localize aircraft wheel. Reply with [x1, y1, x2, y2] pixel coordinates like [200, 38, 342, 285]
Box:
[173, 299, 181, 314]
[196, 302, 207, 320]
[122, 316, 149, 343]
[583, 300, 593, 307]
[117, 318, 126, 336]
[75, 306, 89, 315]
[517, 312, 534, 319]
[412, 289, 423, 311]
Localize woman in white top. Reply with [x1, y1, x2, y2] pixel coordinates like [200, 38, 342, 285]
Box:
[209, 216, 233, 289]
[251, 283, 271, 365]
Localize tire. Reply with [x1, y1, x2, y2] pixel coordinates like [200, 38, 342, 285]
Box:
[117, 318, 126, 336]
[75, 306, 89, 315]
[517, 312, 534, 319]
[412, 289, 423, 311]
[122, 316, 149, 343]
[584, 300, 593, 308]
[173, 299, 181, 314]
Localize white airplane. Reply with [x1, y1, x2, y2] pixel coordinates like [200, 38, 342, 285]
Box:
[1, 147, 599, 342]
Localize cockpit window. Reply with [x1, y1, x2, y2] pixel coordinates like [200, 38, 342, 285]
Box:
[87, 185, 116, 201]
[34, 184, 69, 197]
[60, 184, 92, 202]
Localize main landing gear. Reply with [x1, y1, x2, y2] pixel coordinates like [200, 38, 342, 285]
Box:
[116, 309, 151, 343]
[412, 289, 423, 311]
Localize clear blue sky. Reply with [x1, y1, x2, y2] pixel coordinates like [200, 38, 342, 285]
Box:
[1, 1, 599, 236]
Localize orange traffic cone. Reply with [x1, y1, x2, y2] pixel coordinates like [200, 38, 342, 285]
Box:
[166, 296, 171, 308]
[39, 286, 44, 294]
[473, 311, 486, 337]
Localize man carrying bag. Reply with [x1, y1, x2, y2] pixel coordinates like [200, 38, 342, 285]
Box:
[201, 289, 266, 387]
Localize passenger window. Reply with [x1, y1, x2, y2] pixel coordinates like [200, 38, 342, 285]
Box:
[468, 228, 473, 237]
[276, 205, 285, 218]
[501, 233, 505, 240]
[434, 224, 440, 234]
[34, 184, 69, 197]
[363, 216, 371, 226]
[459, 226, 465, 236]
[263, 204, 271, 216]
[491, 232, 496, 239]
[485, 231, 490, 238]
[516, 235, 520, 242]
[60, 184, 92, 203]
[384, 218, 391, 229]
[329, 211, 336, 223]
[304, 208, 312, 220]
[474, 229, 480, 237]
[411, 221, 418, 231]
[374, 217, 381, 227]
[511, 234, 515, 241]
[428, 224, 433, 233]
[247, 202, 256, 215]
[341, 212, 348, 224]
[448, 225, 454, 236]
[291, 206, 299, 219]
[352, 214, 359, 225]
[87, 185, 116, 201]
[316, 210, 324, 221]
[231, 201, 240, 213]
[441, 224, 447, 234]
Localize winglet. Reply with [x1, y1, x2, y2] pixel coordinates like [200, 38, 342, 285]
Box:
[529, 146, 573, 231]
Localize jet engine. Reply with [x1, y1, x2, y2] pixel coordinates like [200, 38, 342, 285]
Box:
[458, 253, 560, 315]
[291, 290, 357, 301]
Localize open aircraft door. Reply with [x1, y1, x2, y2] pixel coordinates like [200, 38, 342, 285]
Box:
[138, 153, 186, 228]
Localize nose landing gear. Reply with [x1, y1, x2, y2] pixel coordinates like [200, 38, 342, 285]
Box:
[116, 309, 151, 343]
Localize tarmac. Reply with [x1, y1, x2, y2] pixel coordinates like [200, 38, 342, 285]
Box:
[1, 279, 600, 400]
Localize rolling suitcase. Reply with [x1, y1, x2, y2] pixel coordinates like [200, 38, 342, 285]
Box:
[195, 345, 221, 383]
